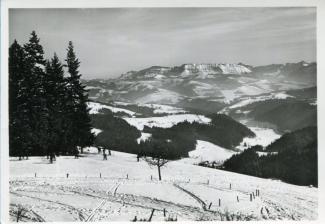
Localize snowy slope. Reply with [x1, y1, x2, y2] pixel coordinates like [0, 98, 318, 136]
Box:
[138, 103, 187, 114]
[236, 127, 281, 151]
[137, 132, 152, 143]
[181, 140, 236, 165]
[135, 88, 182, 104]
[87, 102, 136, 116]
[10, 151, 317, 221]
[218, 63, 251, 74]
[181, 63, 251, 78]
[219, 91, 294, 114]
[91, 128, 102, 136]
[123, 114, 211, 130]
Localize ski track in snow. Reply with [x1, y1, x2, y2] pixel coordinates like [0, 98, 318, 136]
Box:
[9, 151, 317, 221]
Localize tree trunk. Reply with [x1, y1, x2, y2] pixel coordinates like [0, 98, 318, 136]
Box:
[158, 165, 162, 181]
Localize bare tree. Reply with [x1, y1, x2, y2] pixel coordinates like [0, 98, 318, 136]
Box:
[143, 139, 175, 181]
[14, 205, 28, 222]
[145, 156, 169, 181]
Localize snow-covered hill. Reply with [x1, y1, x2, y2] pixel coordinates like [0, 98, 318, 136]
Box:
[10, 150, 317, 222]
[181, 140, 236, 165]
[84, 61, 316, 107]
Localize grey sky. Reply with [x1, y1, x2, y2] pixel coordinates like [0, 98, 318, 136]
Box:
[10, 8, 316, 79]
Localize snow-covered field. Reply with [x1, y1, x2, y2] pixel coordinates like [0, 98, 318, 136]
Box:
[137, 132, 152, 144]
[114, 102, 187, 115]
[236, 127, 281, 151]
[138, 103, 187, 114]
[10, 150, 317, 222]
[135, 88, 183, 104]
[123, 114, 211, 131]
[181, 140, 236, 165]
[219, 91, 294, 114]
[87, 102, 136, 116]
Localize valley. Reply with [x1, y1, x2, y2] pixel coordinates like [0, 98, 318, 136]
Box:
[10, 61, 318, 221]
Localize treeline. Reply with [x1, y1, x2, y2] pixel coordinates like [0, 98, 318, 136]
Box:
[92, 110, 254, 159]
[223, 126, 317, 186]
[144, 114, 255, 153]
[9, 31, 94, 159]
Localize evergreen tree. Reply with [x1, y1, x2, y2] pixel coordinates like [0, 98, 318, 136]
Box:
[9, 32, 95, 160]
[23, 31, 49, 156]
[9, 40, 33, 159]
[65, 41, 94, 153]
[44, 54, 68, 159]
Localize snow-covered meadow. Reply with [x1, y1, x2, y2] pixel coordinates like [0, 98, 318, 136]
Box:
[10, 149, 317, 222]
[123, 114, 211, 131]
[236, 127, 281, 151]
[87, 102, 136, 116]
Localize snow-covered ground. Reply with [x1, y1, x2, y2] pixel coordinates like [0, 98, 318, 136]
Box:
[181, 140, 236, 165]
[87, 102, 136, 116]
[138, 103, 187, 114]
[113, 102, 187, 115]
[135, 88, 182, 104]
[236, 127, 281, 151]
[91, 128, 102, 136]
[123, 114, 211, 131]
[10, 151, 317, 222]
[221, 92, 293, 113]
[137, 132, 152, 144]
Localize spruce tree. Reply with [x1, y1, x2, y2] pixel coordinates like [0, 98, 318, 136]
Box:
[9, 40, 33, 159]
[44, 54, 68, 159]
[23, 31, 49, 156]
[65, 41, 94, 153]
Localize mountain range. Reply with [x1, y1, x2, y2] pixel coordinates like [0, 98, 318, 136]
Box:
[84, 61, 316, 110]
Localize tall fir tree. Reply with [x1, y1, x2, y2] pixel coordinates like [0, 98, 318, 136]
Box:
[9, 32, 95, 159]
[44, 54, 68, 158]
[65, 41, 94, 153]
[23, 31, 49, 156]
[9, 40, 33, 158]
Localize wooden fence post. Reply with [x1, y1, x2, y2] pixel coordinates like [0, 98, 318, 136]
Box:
[237, 196, 239, 202]
[148, 209, 155, 221]
[250, 194, 252, 201]
[229, 183, 232, 190]
[163, 208, 166, 217]
[219, 198, 221, 207]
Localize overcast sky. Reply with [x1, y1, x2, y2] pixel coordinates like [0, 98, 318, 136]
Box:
[10, 7, 316, 79]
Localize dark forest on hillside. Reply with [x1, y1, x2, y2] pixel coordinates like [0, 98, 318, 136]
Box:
[223, 126, 317, 186]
